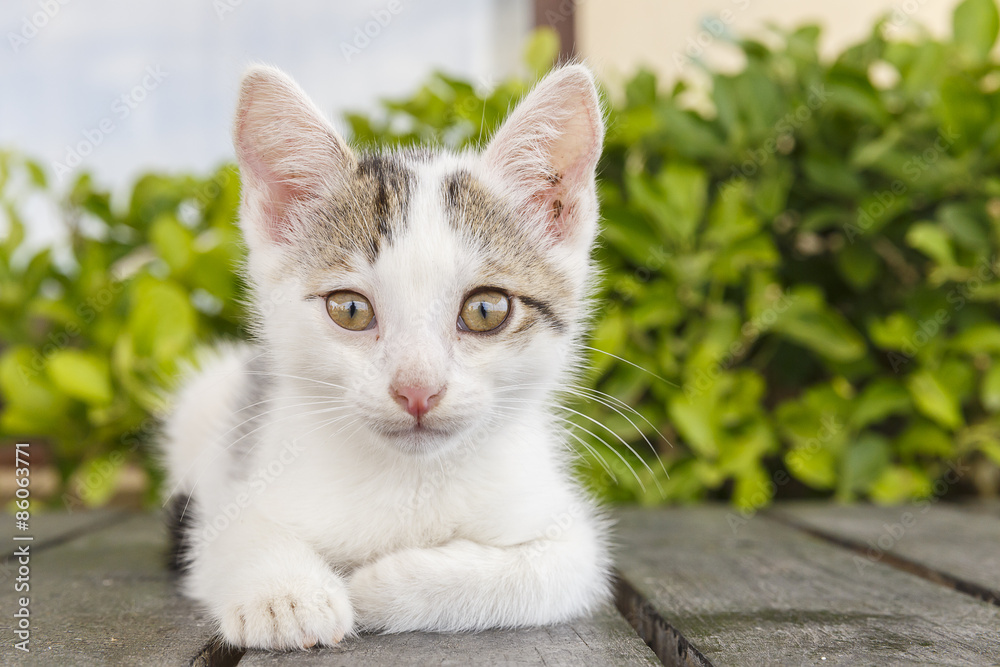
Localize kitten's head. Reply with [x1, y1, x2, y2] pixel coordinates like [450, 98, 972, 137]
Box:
[233, 64, 604, 455]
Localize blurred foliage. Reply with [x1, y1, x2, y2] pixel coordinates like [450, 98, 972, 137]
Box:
[4, 0, 1000, 508]
[0, 153, 244, 506]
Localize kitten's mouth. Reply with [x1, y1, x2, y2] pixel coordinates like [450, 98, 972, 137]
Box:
[370, 416, 468, 450]
[382, 423, 447, 438]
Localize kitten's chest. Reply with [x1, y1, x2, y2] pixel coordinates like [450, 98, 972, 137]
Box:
[278, 461, 474, 564]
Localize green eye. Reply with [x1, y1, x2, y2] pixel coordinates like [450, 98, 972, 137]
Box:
[459, 290, 510, 332]
[326, 291, 375, 331]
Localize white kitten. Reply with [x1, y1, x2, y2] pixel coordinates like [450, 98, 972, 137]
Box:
[160, 63, 611, 650]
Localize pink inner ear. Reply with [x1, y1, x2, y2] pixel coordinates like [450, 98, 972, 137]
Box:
[484, 68, 603, 244]
[261, 176, 309, 245]
[233, 68, 354, 248]
[240, 140, 313, 245]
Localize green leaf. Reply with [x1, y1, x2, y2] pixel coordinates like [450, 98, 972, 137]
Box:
[953, 0, 1000, 64]
[870, 466, 933, 504]
[72, 454, 124, 507]
[0, 347, 71, 432]
[839, 433, 890, 498]
[150, 214, 194, 274]
[896, 421, 954, 458]
[770, 288, 867, 362]
[46, 349, 113, 406]
[128, 278, 196, 360]
[667, 394, 717, 458]
[733, 463, 772, 511]
[982, 364, 1000, 412]
[905, 222, 955, 266]
[785, 445, 837, 489]
[869, 313, 917, 350]
[851, 379, 912, 428]
[906, 369, 963, 429]
[953, 324, 1000, 355]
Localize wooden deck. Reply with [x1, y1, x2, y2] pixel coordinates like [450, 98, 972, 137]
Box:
[2, 503, 998, 665]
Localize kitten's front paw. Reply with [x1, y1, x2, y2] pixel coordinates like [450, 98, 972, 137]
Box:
[218, 576, 353, 650]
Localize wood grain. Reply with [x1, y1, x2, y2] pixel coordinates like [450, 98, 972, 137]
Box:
[771, 502, 1000, 604]
[1, 513, 215, 666]
[615, 506, 1000, 666]
[241, 602, 662, 666]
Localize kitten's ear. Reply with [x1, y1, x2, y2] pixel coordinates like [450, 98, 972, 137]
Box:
[483, 64, 604, 250]
[233, 65, 354, 247]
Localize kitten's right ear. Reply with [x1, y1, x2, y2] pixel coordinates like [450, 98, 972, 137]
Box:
[233, 65, 354, 247]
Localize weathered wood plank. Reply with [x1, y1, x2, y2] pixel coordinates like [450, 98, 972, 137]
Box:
[615, 507, 1000, 666]
[772, 502, 1000, 603]
[955, 500, 1000, 518]
[242, 603, 661, 666]
[1, 513, 215, 666]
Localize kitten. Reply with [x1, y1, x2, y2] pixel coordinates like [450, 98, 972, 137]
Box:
[160, 63, 610, 650]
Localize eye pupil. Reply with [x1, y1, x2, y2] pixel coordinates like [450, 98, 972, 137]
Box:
[460, 290, 509, 332]
[326, 291, 374, 331]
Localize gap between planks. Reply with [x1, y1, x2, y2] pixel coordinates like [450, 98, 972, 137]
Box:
[190, 636, 245, 667]
[765, 509, 1000, 608]
[613, 573, 714, 667]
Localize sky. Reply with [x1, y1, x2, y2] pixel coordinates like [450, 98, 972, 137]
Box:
[1, 0, 530, 205]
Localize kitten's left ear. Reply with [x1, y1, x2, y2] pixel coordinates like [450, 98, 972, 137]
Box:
[483, 64, 604, 251]
[233, 65, 355, 249]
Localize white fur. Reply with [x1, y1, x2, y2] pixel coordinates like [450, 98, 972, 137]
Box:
[160, 64, 610, 650]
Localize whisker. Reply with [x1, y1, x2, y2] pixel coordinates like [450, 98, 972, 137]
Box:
[562, 425, 617, 479]
[556, 386, 671, 480]
[490, 402, 647, 493]
[243, 369, 351, 392]
[495, 397, 664, 496]
[492, 379, 673, 480]
[578, 345, 678, 388]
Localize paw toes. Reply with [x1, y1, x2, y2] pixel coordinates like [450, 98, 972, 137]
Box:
[220, 583, 353, 650]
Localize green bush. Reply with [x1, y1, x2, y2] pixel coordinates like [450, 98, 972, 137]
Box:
[0, 154, 244, 505]
[3, 0, 1000, 508]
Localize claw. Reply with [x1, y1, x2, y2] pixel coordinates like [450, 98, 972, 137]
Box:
[303, 636, 317, 649]
[332, 629, 345, 644]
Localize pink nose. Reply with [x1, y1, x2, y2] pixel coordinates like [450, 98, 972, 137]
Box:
[392, 384, 444, 419]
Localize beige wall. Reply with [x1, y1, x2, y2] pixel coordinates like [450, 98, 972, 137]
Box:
[577, 0, 958, 88]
